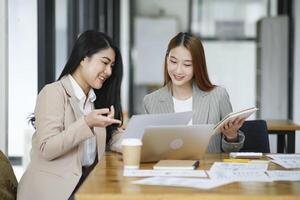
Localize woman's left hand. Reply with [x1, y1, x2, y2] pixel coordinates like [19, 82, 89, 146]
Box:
[220, 117, 246, 142]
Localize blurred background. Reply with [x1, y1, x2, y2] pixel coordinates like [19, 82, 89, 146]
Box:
[0, 0, 300, 179]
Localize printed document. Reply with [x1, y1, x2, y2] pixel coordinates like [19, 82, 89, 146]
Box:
[123, 169, 207, 178]
[209, 162, 269, 172]
[207, 170, 272, 182]
[267, 170, 300, 181]
[267, 154, 300, 169]
[132, 177, 233, 190]
[208, 162, 271, 182]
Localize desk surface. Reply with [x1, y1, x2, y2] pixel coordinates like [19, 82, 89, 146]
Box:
[76, 153, 300, 200]
[267, 120, 300, 132]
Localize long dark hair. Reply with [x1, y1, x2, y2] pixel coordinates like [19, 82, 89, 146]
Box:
[33, 30, 123, 144]
[164, 32, 215, 91]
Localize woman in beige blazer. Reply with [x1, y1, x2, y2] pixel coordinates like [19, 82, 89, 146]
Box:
[17, 30, 123, 200]
[143, 32, 245, 153]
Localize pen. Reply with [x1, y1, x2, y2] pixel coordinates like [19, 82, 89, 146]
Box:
[223, 159, 250, 163]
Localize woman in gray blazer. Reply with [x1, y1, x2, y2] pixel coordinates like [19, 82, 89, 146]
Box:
[143, 32, 245, 153]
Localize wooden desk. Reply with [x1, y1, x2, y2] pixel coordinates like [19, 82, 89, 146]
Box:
[267, 120, 300, 153]
[76, 153, 300, 200]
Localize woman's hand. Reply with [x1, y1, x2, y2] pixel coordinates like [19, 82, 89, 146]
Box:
[84, 105, 121, 128]
[220, 117, 246, 142]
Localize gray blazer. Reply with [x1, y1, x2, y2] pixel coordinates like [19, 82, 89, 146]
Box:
[143, 83, 245, 152]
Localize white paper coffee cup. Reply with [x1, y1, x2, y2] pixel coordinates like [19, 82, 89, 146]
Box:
[121, 138, 142, 169]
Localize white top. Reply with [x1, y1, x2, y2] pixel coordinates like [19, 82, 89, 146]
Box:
[172, 96, 193, 125]
[68, 75, 97, 166]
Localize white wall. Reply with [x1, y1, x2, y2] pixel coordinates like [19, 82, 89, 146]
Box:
[135, 0, 189, 31]
[55, 0, 68, 79]
[192, 0, 268, 38]
[203, 41, 256, 112]
[8, 0, 37, 156]
[294, 0, 300, 153]
[120, 0, 130, 117]
[0, 0, 8, 154]
[132, 0, 189, 114]
[134, 17, 177, 85]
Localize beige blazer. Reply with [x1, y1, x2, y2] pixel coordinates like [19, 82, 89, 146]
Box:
[143, 83, 245, 153]
[17, 76, 121, 200]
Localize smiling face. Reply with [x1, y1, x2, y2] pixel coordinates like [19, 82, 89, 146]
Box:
[167, 46, 194, 88]
[76, 47, 115, 92]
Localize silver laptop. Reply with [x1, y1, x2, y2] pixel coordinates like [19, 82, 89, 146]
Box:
[141, 124, 215, 162]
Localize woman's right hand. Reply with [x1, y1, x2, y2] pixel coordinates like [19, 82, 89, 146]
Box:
[84, 106, 121, 128]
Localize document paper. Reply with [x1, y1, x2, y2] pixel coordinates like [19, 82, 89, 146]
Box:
[209, 162, 269, 172]
[267, 154, 300, 169]
[122, 111, 193, 139]
[208, 162, 272, 182]
[124, 169, 207, 178]
[267, 170, 300, 181]
[207, 170, 272, 182]
[132, 177, 233, 190]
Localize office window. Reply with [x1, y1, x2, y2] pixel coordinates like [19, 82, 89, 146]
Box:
[8, 0, 37, 179]
[191, 0, 269, 39]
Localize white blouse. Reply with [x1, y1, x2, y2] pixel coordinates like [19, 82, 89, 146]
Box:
[68, 75, 96, 166]
[172, 96, 193, 125]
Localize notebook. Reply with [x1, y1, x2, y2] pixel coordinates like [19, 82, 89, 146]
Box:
[213, 107, 258, 134]
[153, 160, 200, 170]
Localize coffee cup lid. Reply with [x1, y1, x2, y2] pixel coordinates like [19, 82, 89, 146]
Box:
[121, 138, 142, 146]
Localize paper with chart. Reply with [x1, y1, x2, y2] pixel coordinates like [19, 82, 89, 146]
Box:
[121, 111, 192, 139]
[123, 169, 207, 178]
[209, 162, 269, 171]
[266, 170, 300, 181]
[132, 177, 233, 190]
[208, 162, 271, 182]
[207, 170, 272, 182]
[267, 154, 300, 169]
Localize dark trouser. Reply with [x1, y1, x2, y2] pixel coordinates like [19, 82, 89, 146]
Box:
[68, 156, 98, 200]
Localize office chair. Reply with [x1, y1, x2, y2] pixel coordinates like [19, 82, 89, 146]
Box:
[239, 120, 270, 153]
[0, 150, 18, 200]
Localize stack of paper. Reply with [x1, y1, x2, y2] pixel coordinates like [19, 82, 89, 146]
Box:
[267, 154, 300, 169]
